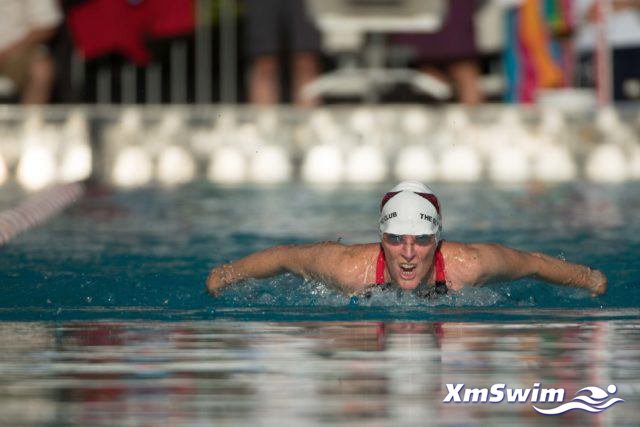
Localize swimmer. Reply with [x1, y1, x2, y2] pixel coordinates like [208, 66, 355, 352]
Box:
[206, 181, 607, 298]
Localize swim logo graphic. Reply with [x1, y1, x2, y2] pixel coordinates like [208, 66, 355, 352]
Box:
[443, 383, 624, 415]
[533, 385, 624, 415]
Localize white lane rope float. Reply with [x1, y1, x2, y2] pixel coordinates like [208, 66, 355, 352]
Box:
[0, 182, 85, 245]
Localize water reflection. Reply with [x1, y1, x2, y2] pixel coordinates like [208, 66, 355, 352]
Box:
[0, 321, 638, 426]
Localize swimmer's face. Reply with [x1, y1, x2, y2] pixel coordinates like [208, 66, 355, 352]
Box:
[381, 233, 437, 289]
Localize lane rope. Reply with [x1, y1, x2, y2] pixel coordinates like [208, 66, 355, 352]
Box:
[0, 182, 85, 245]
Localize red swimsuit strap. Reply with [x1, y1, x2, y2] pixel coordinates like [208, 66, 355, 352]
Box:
[375, 241, 446, 285]
[434, 241, 446, 284]
[376, 244, 386, 285]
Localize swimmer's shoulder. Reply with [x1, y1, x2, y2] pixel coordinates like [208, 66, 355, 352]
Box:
[440, 240, 483, 258]
[343, 242, 380, 255]
[439, 241, 485, 289]
[326, 242, 380, 290]
[306, 241, 378, 258]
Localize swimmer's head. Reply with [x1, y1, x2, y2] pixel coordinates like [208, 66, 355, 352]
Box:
[379, 181, 442, 240]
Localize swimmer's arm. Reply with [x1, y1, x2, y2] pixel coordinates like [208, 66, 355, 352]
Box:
[465, 243, 607, 296]
[206, 246, 288, 295]
[206, 242, 358, 295]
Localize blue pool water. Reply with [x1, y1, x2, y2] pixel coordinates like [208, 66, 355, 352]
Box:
[1, 181, 639, 321]
[0, 320, 638, 426]
[1, 181, 639, 426]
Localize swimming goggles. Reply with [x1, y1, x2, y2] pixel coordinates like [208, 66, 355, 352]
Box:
[382, 233, 435, 246]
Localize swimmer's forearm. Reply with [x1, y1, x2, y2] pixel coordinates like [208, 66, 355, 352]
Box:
[206, 243, 349, 295]
[206, 246, 291, 295]
[472, 244, 606, 296]
[530, 252, 607, 295]
[206, 244, 324, 294]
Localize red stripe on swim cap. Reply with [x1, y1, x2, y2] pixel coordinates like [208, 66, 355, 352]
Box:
[418, 193, 441, 215]
[380, 191, 401, 211]
[380, 191, 441, 214]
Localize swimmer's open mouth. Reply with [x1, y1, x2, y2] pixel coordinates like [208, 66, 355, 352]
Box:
[400, 263, 416, 280]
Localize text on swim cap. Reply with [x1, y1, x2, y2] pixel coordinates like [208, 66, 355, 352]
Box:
[380, 212, 397, 224]
[420, 213, 440, 228]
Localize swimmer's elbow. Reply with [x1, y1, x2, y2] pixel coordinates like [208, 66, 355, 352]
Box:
[467, 244, 538, 285]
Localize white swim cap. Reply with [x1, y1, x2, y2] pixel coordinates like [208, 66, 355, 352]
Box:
[379, 181, 442, 238]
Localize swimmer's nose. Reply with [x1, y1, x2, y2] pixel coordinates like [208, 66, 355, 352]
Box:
[401, 239, 416, 261]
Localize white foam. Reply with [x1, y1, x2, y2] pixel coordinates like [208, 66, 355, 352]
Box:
[309, 109, 334, 132]
[585, 143, 628, 182]
[190, 127, 218, 156]
[595, 107, 621, 135]
[539, 108, 566, 136]
[345, 145, 387, 183]
[626, 143, 640, 180]
[489, 145, 531, 183]
[301, 144, 344, 184]
[157, 145, 196, 185]
[0, 153, 7, 185]
[236, 123, 265, 155]
[350, 108, 376, 135]
[17, 145, 58, 191]
[119, 108, 143, 133]
[394, 145, 437, 182]
[439, 145, 482, 182]
[256, 109, 279, 136]
[498, 108, 524, 129]
[249, 145, 291, 183]
[64, 110, 89, 143]
[444, 107, 470, 132]
[532, 144, 577, 182]
[158, 110, 184, 135]
[112, 146, 153, 187]
[60, 143, 92, 182]
[402, 108, 431, 135]
[22, 109, 44, 135]
[208, 145, 246, 184]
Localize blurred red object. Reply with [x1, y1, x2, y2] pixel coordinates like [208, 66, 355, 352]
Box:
[67, 0, 194, 65]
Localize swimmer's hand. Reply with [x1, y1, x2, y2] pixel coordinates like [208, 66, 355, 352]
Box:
[205, 266, 223, 296]
[206, 264, 237, 296]
[588, 269, 607, 297]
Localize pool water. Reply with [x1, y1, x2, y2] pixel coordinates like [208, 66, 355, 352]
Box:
[1, 181, 639, 425]
[1, 181, 639, 321]
[0, 320, 638, 426]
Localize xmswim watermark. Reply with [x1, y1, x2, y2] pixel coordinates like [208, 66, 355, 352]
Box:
[443, 383, 623, 415]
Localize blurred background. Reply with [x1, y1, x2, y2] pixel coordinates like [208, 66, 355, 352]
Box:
[1, 7, 639, 425]
[1, 0, 639, 106]
[0, 0, 639, 191]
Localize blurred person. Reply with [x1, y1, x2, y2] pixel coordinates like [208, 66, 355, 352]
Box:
[65, 0, 194, 103]
[66, 0, 194, 67]
[503, 0, 568, 103]
[244, 0, 321, 107]
[393, 0, 484, 104]
[0, 0, 62, 104]
[575, 0, 640, 101]
[207, 181, 607, 298]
